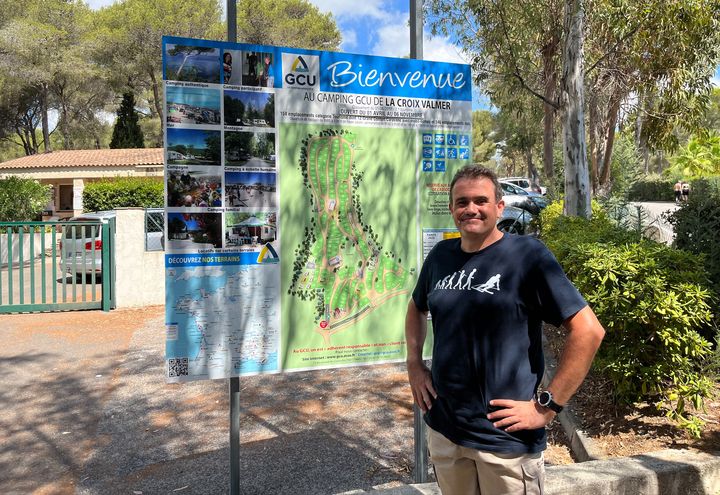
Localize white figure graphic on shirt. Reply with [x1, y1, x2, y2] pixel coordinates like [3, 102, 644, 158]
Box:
[462, 269, 477, 289]
[454, 270, 466, 289]
[472, 274, 501, 294]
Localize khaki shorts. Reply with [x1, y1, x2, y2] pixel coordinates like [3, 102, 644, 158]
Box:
[427, 425, 544, 495]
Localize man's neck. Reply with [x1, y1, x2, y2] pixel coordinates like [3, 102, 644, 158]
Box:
[459, 229, 504, 253]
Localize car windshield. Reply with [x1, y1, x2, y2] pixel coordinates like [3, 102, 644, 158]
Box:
[501, 183, 527, 195]
[64, 222, 100, 239]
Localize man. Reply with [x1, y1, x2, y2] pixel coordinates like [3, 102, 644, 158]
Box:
[674, 180, 683, 203]
[406, 165, 604, 494]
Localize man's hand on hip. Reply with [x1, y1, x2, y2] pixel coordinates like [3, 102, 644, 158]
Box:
[407, 361, 437, 412]
[487, 399, 555, 432]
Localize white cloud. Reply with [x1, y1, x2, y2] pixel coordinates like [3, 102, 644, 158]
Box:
[371, 18, 410, 58]
[341, 29, 358, 52]
[310, 0, 387, 19]
[423, 35, 468, 64]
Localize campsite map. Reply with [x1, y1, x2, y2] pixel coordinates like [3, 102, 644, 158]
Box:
[288, 129, 411, 345]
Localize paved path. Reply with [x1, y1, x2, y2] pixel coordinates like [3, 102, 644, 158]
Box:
[0, 306, 419, 494]
[631, 201, 679, 245]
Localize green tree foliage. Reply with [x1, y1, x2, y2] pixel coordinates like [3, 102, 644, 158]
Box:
[236, 0, 341, 50]
[110, 92, 145, 149]
[667, 133, 720, 179]
[82, 177, 163, 211]
[470, 110, 499, 166]
[541, 201, 716, 436]
[92, 0, 224, 124]
[426, 0, 720, 199]
[0, 0, 109, 155]
[0, 176, 50, 221]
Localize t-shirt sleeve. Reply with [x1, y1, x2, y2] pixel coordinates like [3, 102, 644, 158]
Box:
[412, 248, 435, 312]
[530, 245, 587, 327]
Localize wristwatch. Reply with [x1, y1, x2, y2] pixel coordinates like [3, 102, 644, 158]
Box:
[535, 389, 564, 414]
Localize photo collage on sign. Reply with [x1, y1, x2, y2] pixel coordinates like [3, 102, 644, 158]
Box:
[164, 43, 278, 251]
[421, 131, 471, 173]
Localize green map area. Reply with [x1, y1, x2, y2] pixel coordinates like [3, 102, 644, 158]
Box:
[289, 129, 411, 343]
[280, 124, 418, 368]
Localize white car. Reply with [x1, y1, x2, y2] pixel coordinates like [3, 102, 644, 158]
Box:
[60, 211, 115, 280]
[501, 176, 546, 195]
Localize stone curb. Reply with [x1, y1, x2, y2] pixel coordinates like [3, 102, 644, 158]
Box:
[343, 449, 720, 495]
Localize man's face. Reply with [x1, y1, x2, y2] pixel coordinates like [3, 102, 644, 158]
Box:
[449, 177, 504, 239]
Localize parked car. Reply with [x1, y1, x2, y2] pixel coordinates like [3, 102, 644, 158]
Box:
[500, 180, 548, 211]
[501, 176, 546, 195]
[497, 205, 534, 235]
[59, 211, 115, 280]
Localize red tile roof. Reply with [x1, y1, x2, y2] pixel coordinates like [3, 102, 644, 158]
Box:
[0, 148, 164, 170]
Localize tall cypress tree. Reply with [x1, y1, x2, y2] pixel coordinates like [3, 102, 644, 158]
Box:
[110, 92, 145, 148]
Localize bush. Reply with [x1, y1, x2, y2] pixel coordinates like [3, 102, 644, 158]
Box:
[626, 177, 675, 201]
[541, 202, 716, 436]
[666, 179, 720, 299]
[83, 177, 163, 212]
[0, 176, 50, 221]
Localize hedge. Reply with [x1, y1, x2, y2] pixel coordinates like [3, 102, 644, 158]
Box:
[83, 177, 163, 212]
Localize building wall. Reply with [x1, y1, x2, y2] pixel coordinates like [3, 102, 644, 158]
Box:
[114, 208, 164, 308]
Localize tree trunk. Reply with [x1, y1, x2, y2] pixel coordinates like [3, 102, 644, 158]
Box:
[525, 147, 540, 186]
[40, 83, 51, 153]
[562, 0, 591, 219]
[588, 92, 599, 194]
[150, 70, 163, 122]
[599, 95, 621, 187]
[541, 37, 559, 182]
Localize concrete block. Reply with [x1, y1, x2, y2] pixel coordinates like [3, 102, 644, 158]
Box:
[545, 449, 720, 495]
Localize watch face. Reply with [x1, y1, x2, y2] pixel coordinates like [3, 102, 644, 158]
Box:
[538, 391, 551, 406]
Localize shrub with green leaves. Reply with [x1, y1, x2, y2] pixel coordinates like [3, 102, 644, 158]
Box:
[666, 180, 720, 299]
[0, 176, 50, 221]
[541, 201, 716, 437]
[83, 177, 163, 212]
[626, 177, 675, 201]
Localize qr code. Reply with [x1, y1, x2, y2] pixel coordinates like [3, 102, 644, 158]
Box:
[168, 358, 189, 377]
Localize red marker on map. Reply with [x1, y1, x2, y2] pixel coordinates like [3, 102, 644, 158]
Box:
[319, 321, 328, 329]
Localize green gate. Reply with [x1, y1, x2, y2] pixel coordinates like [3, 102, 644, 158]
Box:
[0, 220, 115, 313]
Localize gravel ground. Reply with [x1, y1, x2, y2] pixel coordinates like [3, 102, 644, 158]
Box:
[1, 306, 574, 495]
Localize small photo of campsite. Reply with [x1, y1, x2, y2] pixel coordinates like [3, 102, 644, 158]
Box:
[225, 171, 277, 208]
[167, 128, 221, 166]
[223, 90, 274, 128]
[224, 131, 275, 168]
[166, 86, 221, 125]
[225, 211, 277, 247]
[164, 44, 221, 84]
[166, 212, 223, 250]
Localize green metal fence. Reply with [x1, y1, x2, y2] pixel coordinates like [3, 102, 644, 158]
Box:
[0, 220, 115, 314]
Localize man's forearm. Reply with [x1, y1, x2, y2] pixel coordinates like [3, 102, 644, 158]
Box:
[405, 300, 428, 366]
[547, 305, 605, 405]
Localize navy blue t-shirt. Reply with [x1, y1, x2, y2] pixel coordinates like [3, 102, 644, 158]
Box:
[412, 233, 587, 453]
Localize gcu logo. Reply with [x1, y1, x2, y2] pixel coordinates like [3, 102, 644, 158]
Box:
[283, 53, 319, 88]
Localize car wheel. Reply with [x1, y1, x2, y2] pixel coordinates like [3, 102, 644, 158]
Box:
[497, 219, 524, 235]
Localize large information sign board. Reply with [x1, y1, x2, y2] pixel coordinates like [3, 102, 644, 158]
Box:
[162, 36, 471, 382]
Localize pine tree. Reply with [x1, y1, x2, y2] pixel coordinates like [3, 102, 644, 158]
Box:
[110, 92, 145, 149]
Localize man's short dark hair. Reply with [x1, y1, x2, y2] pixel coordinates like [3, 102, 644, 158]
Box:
[449, 165, 502, 203]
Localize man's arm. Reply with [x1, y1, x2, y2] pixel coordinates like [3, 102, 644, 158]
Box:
[405, 299, 436, 412]
[487, 305, 605, 432]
